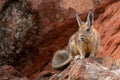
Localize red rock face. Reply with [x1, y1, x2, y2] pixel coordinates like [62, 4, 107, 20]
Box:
[95, 1, 120, 60]
[0, 65, 29, 80]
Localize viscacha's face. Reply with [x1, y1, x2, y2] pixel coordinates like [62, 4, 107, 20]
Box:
[78, 22, 93, 42]
[76, 11, 94, 42]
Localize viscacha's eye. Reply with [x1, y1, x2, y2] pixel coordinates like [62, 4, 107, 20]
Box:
[86, 28, 90, 32]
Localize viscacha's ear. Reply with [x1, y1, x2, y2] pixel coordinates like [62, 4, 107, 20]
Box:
[76, 13, 83, 27]
[87, 11, 94, 27]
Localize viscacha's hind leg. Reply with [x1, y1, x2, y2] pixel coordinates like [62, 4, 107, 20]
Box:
[79, 50, 85, 59]
[89, 49, 95, 58]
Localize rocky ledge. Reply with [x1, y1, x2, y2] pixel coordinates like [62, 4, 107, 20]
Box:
[49, 57, 120, 80]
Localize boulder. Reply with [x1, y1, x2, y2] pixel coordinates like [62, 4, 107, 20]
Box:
[50, 57, 120, 80]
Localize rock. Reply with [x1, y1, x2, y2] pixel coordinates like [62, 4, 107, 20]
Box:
[50, 58, 120, 80]
[3, 65, 20, 76]
[95, 1, 120, 60]
[0, 0, 32, 65]
[0, 65, 21, 80]
[20, 77, 29, 80]
[0, 68, 4, 76]
[0, 65, 30, 80]
[0, 0, 8, 12]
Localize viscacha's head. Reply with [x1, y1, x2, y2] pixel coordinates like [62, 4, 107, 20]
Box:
[76, 11, 95, 42]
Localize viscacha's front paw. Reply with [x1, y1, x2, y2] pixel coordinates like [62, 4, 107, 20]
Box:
[74, 55, 80, 60]
[80, 56, 85, 59]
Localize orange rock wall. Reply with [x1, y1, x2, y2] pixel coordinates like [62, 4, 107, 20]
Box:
[95, 1, 120, 59]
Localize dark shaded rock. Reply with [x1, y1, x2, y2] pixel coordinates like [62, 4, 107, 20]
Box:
[0, 65, 21, 80]
[0, 0, 32, 65]
[0, 65, 30, 80]
[0, 0, 8, 12]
